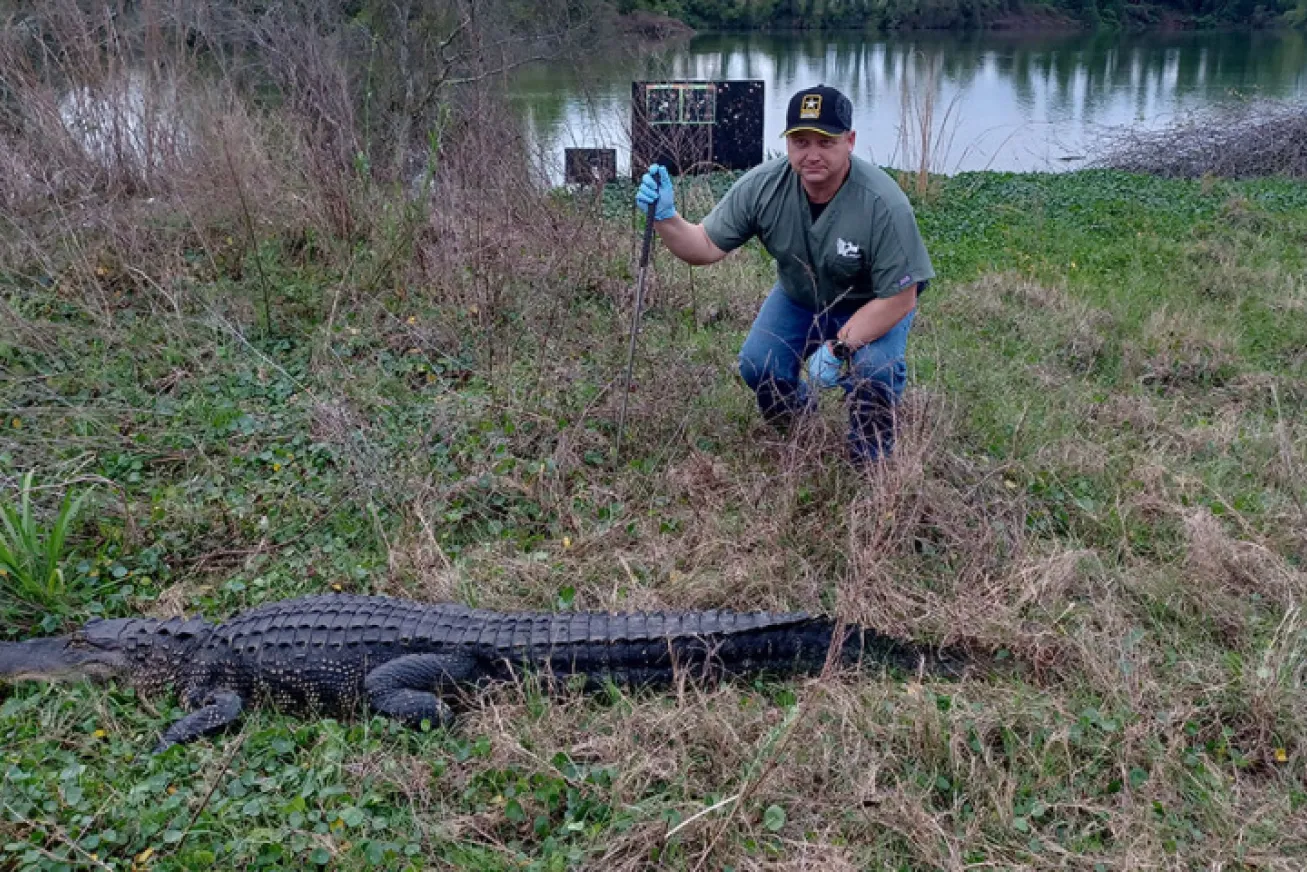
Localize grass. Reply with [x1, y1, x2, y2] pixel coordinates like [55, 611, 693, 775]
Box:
[1, 165, 1305, 870]
[0, 471, 93, 624]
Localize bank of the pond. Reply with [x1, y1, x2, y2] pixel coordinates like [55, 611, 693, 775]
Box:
[2, 169, 1306, 870]
[617, 0, 1293, 32]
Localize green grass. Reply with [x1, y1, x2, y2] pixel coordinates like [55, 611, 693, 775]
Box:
[1, 169, 1305, 870]
[0, 471, 93, 625]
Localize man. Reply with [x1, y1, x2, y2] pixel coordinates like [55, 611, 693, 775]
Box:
[635, 84, 934, 463]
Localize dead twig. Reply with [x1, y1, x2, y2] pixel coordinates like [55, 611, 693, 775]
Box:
[1093, 99, 1307, 179]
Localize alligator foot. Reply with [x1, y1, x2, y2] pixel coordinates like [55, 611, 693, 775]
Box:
[364, 652, 477, 731]
[368, 688, 456, 730]
[153, 689, 244, 753]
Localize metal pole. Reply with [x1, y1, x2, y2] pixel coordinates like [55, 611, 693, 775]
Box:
[614, 199, 658, 461]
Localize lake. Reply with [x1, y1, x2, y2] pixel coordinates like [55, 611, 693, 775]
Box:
[510, 28, 1307, 179]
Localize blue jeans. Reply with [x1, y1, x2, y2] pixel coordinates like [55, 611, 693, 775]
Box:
[738, 284, 915, 461]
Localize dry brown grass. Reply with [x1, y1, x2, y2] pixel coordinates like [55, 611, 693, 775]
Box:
[1125, 307, 1241, 390]
[945, 274, 1119, 383]
[320, 618, 1305, 868]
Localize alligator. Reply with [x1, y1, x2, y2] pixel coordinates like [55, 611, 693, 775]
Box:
[0, 594, 968, 752]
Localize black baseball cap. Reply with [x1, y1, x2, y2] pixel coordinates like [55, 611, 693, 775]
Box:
[781, 85, 854, 137]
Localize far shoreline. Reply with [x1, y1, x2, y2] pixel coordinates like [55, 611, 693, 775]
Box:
[620, 6, 1296, 37]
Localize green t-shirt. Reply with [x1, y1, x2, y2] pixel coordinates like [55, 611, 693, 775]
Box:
[702, 156, 935, 311]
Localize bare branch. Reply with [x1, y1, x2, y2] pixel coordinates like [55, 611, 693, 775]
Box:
[1093, 99, 1307, 179]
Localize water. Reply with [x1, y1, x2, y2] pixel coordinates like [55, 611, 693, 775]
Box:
[510, 29, 1307, 179]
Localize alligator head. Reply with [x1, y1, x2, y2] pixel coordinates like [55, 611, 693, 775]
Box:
[0, 626, 130, 683]
[0, 616, 208, 689]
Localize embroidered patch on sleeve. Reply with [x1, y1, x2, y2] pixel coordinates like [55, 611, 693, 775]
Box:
[898, 273, 915, 288]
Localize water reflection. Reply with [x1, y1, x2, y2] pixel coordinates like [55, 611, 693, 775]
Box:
[511, 29, 1306, 178]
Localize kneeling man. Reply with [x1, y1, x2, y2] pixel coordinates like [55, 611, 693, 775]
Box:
[636, 84, 934, 462]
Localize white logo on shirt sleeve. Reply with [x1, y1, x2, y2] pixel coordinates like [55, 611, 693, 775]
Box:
[836, 238, 861, 258]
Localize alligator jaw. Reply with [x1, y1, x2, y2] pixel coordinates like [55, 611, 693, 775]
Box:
[0, 637, 126, 683]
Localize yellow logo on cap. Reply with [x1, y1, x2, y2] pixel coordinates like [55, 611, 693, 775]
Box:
[800, 95, 822, 119]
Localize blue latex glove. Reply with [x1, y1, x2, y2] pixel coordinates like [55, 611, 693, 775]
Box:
[807, 342, 845, 390]
[636, 164, 677, 221]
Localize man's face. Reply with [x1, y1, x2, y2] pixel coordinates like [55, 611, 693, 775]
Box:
[785, 130, 856, 189]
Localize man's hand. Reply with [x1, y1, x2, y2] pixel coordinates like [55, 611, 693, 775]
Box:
[807, 342, 845, 390]
[632, 165, 727, 266]
[636, 164, 677, 222]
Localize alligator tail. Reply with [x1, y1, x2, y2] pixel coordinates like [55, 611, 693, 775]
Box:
[673, 618, 969, 682]
[837, 622, 972, 679]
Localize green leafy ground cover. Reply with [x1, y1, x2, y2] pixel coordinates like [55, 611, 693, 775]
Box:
[2, 170, 1305, 869]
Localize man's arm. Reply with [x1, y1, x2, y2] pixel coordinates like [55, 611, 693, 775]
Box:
[636, 164, 735, 267]
[653, 216, 729, 266]
[836, 285, 918, 348]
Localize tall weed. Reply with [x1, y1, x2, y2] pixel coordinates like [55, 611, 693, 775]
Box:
[0, 0, 601, 327]
[0, 472, 92, 613]
[892, 51, 962, 200]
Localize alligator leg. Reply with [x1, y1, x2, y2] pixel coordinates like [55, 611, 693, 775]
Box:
[153, 689, 244, 753]
[364, 652, 478, 730]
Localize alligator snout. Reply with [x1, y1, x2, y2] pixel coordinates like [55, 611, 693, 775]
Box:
[0, 636, 125, 683]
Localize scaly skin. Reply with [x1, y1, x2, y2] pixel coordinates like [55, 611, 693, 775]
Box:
[0, 594, 961, 751]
